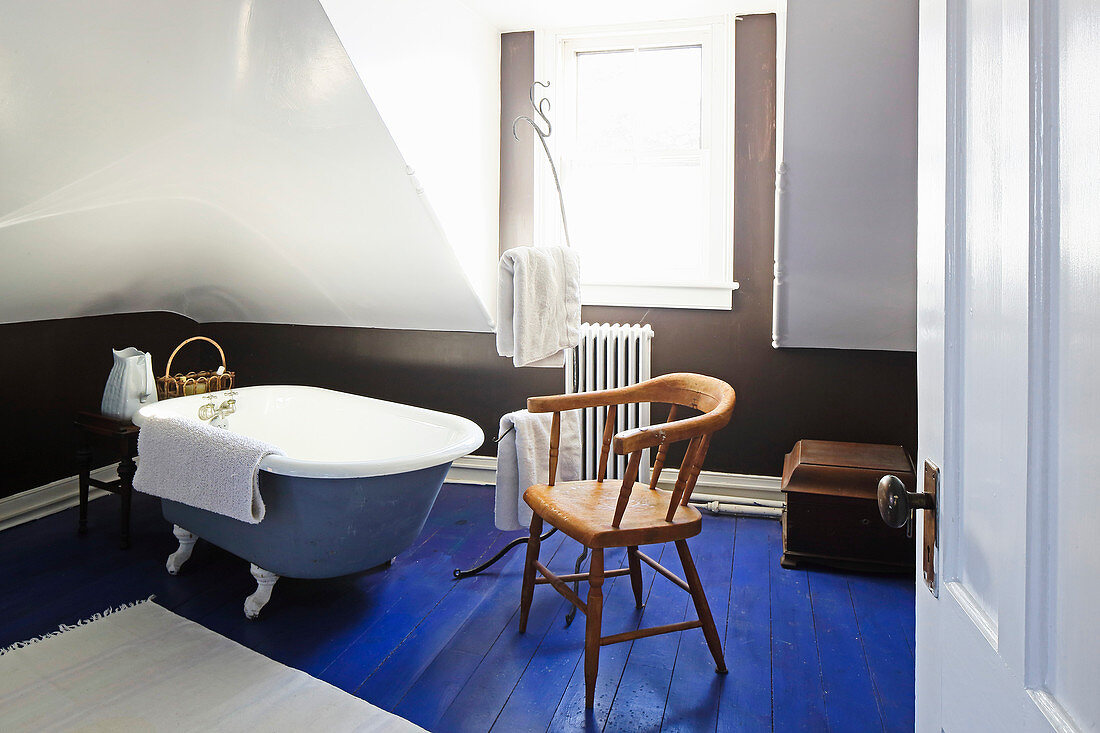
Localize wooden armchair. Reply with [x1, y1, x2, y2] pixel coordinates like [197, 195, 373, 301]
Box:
[518, 372, 736, 708]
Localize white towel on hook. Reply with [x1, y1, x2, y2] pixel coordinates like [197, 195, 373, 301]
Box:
[495, 409, 582, 531]
[496, 246, 581, 368]
[133, 413, 284, 524]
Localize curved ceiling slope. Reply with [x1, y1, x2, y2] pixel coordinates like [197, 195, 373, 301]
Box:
[0, 0, 492, 332]
[319, 0, 502, 323]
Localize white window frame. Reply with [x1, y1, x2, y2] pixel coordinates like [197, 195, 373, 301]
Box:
[534, 17, 738, 310]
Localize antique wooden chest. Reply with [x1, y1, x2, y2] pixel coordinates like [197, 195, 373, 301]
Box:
[780, 440, 916, 573]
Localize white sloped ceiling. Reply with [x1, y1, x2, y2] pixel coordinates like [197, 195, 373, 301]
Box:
[0, 0, 493, 332]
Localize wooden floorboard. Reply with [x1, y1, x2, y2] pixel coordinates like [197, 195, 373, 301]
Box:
[427, 535, 583, 732]
[659, 515, 737, 732]
[375, 532, 571, 728]
[768, 520, 830, 732]
[1, 485, 915, 731]
[602, 541, 684, 733]
[808, 570, 885, 732]
[309, 523, 509, 688]
[486, 539, 594, 732]
[543, 545, 647, 733]
[848, 573, 915, 733]
[716, 517, 774, 732]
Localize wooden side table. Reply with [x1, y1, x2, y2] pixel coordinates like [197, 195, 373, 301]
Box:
[75, 411, 140, 549]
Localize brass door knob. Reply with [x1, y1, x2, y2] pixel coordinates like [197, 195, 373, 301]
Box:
[877, 474, 936, 530]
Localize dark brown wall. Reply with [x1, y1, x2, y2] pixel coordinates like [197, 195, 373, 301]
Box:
[6, 15, 915, 500]
[0, 312, 197, 498]
[199, 324, 562, 454]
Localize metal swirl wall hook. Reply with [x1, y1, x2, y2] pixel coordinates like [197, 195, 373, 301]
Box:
[512, 80, 553, 139]
[512, 81, 571, 248]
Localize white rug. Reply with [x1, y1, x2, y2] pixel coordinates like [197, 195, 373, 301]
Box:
[0, 600, 422, 732]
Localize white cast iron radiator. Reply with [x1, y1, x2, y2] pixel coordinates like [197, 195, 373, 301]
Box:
[565, 323, 655, 481]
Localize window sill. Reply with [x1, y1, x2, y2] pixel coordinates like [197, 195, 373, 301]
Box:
[581, 281, 740, 310]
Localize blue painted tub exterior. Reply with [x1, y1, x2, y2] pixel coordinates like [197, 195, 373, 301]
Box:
[161, 462, 450, 579]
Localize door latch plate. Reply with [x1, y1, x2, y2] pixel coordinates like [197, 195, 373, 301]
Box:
[923, 460, 939, 596]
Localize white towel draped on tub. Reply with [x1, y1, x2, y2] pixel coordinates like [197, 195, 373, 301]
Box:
[133, 413, 285, 524]
[496, 246, 581, 368]
[495, 409, 582, 531]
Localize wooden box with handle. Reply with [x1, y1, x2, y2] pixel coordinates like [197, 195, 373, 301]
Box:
[780, 440, 915, 573]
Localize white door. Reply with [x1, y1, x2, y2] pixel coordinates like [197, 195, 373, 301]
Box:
[914, 0, 1099, 730]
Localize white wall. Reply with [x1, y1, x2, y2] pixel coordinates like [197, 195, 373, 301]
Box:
[772, 0, 918, 351]
[319, 0, 502, 316]
[0, 0, 492, 332]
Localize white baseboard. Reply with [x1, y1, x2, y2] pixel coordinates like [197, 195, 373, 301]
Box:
[0, 464, 117, 532]
[445, 455, 499, 485]
[446, 455, 784, 504]
[0, 456, 782, 533]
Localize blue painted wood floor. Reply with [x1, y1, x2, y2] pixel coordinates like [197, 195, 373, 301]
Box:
[0, 485, 914, 731]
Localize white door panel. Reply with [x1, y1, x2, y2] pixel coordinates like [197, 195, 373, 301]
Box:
[939, 590, 1050, 730]
[955, 0, 1030, 645]
[1051, 1, 1100, 728]
[914, 0, 948, 727]
[917, 0, 1098, 730]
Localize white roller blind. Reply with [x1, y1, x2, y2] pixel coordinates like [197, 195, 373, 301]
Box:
[772, 0, 918, 351]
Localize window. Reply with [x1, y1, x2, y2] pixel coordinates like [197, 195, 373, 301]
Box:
[536, 18, 737, 309]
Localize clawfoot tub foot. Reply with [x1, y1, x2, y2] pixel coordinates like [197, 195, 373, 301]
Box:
[244, 564, 280, 620]
[166, 525, 197, 575]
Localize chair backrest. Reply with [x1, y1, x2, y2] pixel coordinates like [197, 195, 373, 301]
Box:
[528, 373, 736, 527]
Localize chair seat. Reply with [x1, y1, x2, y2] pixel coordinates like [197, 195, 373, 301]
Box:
[523, 480, 702, 548]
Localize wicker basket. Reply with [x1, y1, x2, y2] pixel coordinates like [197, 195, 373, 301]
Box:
[156, 336, 236, 400]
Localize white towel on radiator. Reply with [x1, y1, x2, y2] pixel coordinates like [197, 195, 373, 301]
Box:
[496, 245, 581, 368]
[495, 409, 582, 531]
[133, 413, 285, 524]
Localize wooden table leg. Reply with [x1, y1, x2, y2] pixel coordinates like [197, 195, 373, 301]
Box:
[77, 442, 92, 535]
[116, 437, 137, 550]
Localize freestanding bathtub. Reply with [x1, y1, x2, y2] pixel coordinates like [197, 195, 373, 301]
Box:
[132, 385, 483, 618]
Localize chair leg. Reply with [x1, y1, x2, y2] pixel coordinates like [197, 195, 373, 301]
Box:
[584, 548, 604, 708]
[518, 513, 543, 633]
[627, 545, 644, 608]
[676, 539, 727, 674]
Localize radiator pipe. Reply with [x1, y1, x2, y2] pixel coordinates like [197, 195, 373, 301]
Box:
[695, 501, 783, 519]
[687, 493, 784, 509]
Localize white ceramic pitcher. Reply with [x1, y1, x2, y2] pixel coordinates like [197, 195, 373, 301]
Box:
[101, 347, 157, 420]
